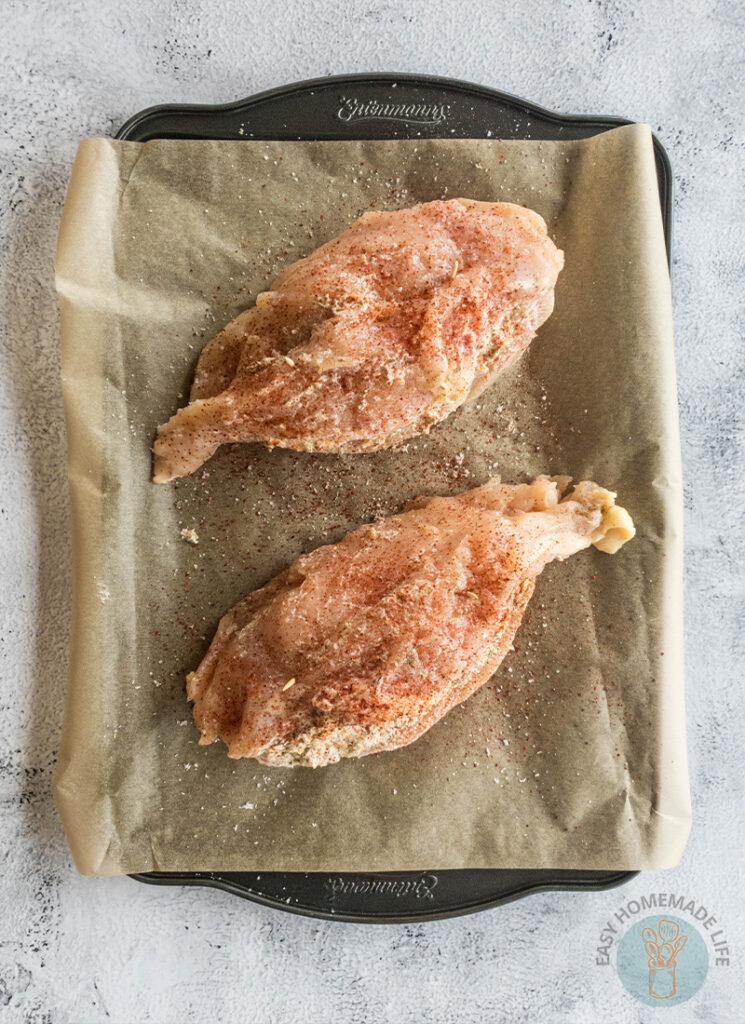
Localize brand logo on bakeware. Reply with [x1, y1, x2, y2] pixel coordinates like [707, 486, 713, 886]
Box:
[337, 96, 450, 125]
[595, 894, 732, 1008]
[326, 873, 438, 900]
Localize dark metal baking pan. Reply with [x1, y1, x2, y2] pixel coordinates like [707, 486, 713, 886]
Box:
[117, 72, 672, 257]
[119, 73, 672, 921]
[131, 868, 634, 923]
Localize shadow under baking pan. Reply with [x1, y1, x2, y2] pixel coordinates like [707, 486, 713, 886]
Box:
[119, 73, 673, 921]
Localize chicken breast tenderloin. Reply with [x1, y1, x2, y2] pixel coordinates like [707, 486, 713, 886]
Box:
[187, 476, 634, 767]
[154, 199, 563, 481]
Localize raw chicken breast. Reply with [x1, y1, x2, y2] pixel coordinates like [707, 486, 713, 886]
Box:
[154, 200, 563, 481]
[187, 476, 634, 766]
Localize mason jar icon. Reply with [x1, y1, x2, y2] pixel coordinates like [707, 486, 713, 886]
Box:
[649, 964, 677, 999]
[642, 920, 688, 1000]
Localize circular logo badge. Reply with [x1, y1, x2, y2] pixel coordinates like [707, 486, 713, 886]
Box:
[616, 915, 709, 1007]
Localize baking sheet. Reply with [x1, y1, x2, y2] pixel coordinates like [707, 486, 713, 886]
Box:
[53, 125, 690, 875]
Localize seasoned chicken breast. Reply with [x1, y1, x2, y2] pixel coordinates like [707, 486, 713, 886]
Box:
[187, 476, 634, 766]
[154, 200, 563, 481]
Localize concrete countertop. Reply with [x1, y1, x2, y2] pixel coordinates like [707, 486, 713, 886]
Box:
[1, 1, 743, 1021]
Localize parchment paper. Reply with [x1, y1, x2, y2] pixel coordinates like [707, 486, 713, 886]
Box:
[53, 125, 690, 875]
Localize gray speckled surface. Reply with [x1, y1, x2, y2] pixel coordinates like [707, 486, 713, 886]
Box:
[1, 1, 744, 1021]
